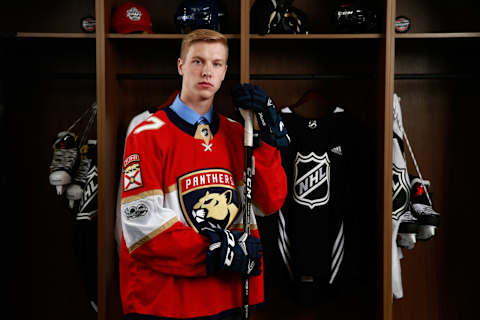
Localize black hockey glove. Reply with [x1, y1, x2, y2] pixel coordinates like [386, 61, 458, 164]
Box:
[203, 229, 262, 276]
[232, 83, 290, 149]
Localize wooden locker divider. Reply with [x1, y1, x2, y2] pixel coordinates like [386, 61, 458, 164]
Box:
[381, 1, 396, 320]
[96, 0, 124, 319]
[241, 0, 250, 84]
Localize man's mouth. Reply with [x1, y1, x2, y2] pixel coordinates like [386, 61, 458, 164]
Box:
[198, 82, 213, 88]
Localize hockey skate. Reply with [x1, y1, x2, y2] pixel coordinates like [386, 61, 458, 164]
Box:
[397, 211, 419, 250]
[49, 131, 78, 195]
[66, 141, 96, 208]
[410, 178, 440, 241]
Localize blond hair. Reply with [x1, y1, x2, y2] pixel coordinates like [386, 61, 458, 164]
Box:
[180, 29, 229, 61]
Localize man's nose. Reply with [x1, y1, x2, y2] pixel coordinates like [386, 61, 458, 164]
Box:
[202, 63, 212, 78]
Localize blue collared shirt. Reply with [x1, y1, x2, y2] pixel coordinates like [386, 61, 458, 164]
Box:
[170, 94, 214, 125]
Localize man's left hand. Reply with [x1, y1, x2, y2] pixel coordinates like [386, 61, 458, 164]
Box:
[232, 83, 290, 148]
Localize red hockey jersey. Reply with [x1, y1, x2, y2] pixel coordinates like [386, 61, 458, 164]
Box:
[120, 107, 287, 319]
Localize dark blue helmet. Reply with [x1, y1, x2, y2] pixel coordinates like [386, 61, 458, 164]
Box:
[175, 0, 225, 34]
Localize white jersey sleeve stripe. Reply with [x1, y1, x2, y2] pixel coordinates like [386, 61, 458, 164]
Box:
[121, 192, 178, 252]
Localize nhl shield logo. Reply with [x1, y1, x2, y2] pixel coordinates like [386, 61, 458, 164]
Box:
[177, 169, 240, 233]
[293, 152, 331, 209]
[392, 164, 410, 220]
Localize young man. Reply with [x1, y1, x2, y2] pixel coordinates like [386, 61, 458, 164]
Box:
[119, 29, 288, 319]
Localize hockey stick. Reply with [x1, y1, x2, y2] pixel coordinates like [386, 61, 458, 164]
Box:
[239, 108, 254, 320]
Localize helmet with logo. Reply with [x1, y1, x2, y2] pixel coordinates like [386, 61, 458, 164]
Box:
[112, 2, 153, 34]
[333, 2, 377, 33]
[175, 0, 225, 34]
[251, 0, 308, 34]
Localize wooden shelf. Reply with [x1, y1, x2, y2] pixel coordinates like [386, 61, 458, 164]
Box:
[13, 32, 480, 40]
[16, 32, 95, 38]
[395, 32, 480, 38]
[250, 33, 384, 39]
[106, 33, 241, 39]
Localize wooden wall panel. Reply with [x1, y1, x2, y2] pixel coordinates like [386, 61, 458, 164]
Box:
[0, 0, 96, 33]
[396, 0, 480, 33]
[249, 39, 381, 125]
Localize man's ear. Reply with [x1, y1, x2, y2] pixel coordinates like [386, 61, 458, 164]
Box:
[177, 58, 184, 76]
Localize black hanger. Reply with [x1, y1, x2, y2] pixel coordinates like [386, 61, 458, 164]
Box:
[290, 89, 329, 110]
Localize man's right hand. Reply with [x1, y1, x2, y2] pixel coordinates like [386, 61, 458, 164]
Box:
[203, 229, 262, 276]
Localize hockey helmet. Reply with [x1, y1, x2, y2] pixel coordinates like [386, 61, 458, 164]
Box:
[333, 3, 377, 33]
[251, 0, 308, 35]
[175, 0, 225, 34]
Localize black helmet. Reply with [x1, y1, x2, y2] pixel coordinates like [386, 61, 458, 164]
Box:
[333, 3, 377, 33]
[251, 0, 308, 35]
[175, 0, 225, 34]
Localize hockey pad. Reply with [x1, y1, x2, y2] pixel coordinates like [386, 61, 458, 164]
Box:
[231, 83, 290, 148]
[204, 229, 262, 276]
[410, 177, 440, 241]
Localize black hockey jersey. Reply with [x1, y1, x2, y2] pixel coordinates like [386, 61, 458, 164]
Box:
[72, 140, 98, 312]
[276, 107, 355, 291]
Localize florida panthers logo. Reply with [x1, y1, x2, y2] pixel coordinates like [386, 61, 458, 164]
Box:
[293, 152, 330, 209]
[178, 169, 240, 233]
[192, 190, 238, 230]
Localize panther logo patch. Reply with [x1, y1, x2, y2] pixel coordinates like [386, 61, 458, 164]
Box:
[178, 169, 239, 233]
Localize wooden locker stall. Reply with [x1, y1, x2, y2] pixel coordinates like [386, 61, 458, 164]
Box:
[246, 1, 390, 319]
[97, 0, 389, 319]
[96, 1, 243, 319]
[392, 1, 480, 320]
[2, 1, 98, 320]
